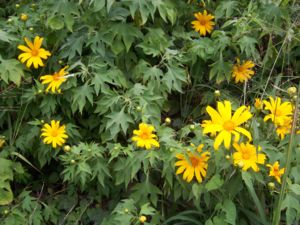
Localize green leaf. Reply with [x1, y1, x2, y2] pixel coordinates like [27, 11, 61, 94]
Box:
[72, 83, 94, 113]
[163, 64, 186, 92]
[223, 199, 236, 225]
[189, 38, 215, 62]
[123, 0, 156, 25]
[109, 23, 142, 52]
[209, 57, 232, 84]
[0, 30, 16, 43]
[237, 36, 258, 58]
[47, 16, 64, 30]
[137, 28, 170, 56]
[90, 0, 106, 11]
[289, 184, 300, 195]
[215, 1, 238, 19]
[0, 58, 25, 86]
[205, 174, 224, 191]
[0, 181, 13, 206]
[105, 107, 134, 136]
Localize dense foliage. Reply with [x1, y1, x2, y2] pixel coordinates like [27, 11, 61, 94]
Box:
[0, 0, 300, 224]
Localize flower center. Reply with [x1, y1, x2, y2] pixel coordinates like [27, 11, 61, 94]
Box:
[199, 19, 206, 25]
[274, 109, 282, 116]
[223, 120, 235, 131]
[31, 48, 39, 56]
[189, 156, 199, 167]
[51, 130, 58, 137]
[53, 72, 61, 81]
[140, 132, 150, 140]
[242, 151, 250, 160]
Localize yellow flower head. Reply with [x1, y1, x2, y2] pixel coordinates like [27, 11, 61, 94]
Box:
[41, 120, 68, 148]
[276, 117, 292, 140]
[263, 97, 293, 126]
[202, 100, 253, 150]
[266, 161, 285, 184]
[254, 98, 263, 110]
[232, 59, 255, 83]
[18, 36, 51, 69]
[191, 10, 215, 36]
[132, 123, 159, 150]
[175, 144, 210, 183]
[40, 66, 69, 93]
[233, 142, 266, 172]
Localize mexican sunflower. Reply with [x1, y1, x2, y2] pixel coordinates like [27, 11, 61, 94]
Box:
[18, 36, 51, 69]
[263, 97, 293, 126]
[40, 66, 69, 93]
[233, 142, 266, 172]
[202, 100, 253, 150]
[266, 161, 285, 184]
[132, 123, 159, 150]
[232, 59, 255, 83]
[41, 120, 68, 148]
[175, 144, 210, 183]
[191, 10, 215, 36]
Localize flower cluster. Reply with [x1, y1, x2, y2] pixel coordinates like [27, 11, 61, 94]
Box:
[18, 36, 69, 93]
[263, 97, 293, 140]
[200, 99, 286, 184]
[191, 11, 255, 84]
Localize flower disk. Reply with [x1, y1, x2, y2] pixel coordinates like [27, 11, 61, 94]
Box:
[266, 161, 285, 184]
[263, 97, 293, 126]
[202, 100, 253, 150]
[41, 120, 68, 148]
[233, 142, 266, 172]
[232, 59, 255, 83]
[40, 66, 69, 93]
[191, 10, 215, 36]
[18, 36, 51, 69]
[175, 145, 210, 183]
[132, 123, 160, 150]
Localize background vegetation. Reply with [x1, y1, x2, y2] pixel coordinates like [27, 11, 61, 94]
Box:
[0, 0, 299, 224]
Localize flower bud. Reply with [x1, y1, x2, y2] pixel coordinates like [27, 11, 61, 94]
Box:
[268, 182, 275, 190]
[225, 155, 231, 160]
[136, 106, 142, 112]
[190, 124, 195, 130]
[64, 145, 71, 152]
[20, 13, 28, 21]
[139, 215, 147, 223]
[214, 90, 220, 97]
[70, 159, 76, 164]
[287, 87, 297, 96]
[165, 117, 171, 125]
[238, 161, 244, 168]
[124, 208, 129, 213]
[58, 60, 64, 65]
[29, 27, 34, 31]
[15, 4, 20, 8]
[7, 18, 13, 23]
[3, 209, 9, 215]
[40, 120, 44, 123]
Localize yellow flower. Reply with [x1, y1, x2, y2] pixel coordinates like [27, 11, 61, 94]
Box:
[254, 98, 263, 110]
[266, 161, 285, 184]
[191, 10, 215, 36]
[276, 117, 292, 140]
[41, 120, 68, 148]
[18, 36, 51, 69]
[232, 59, 255, 83]
[233, 142, 266, 172]
[263, 97, 293, 126]
[202, 100, 253, 150]
[175, 144, 210, 183]
[40, 66, 69, 93]
[132, 123, 159, 150]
